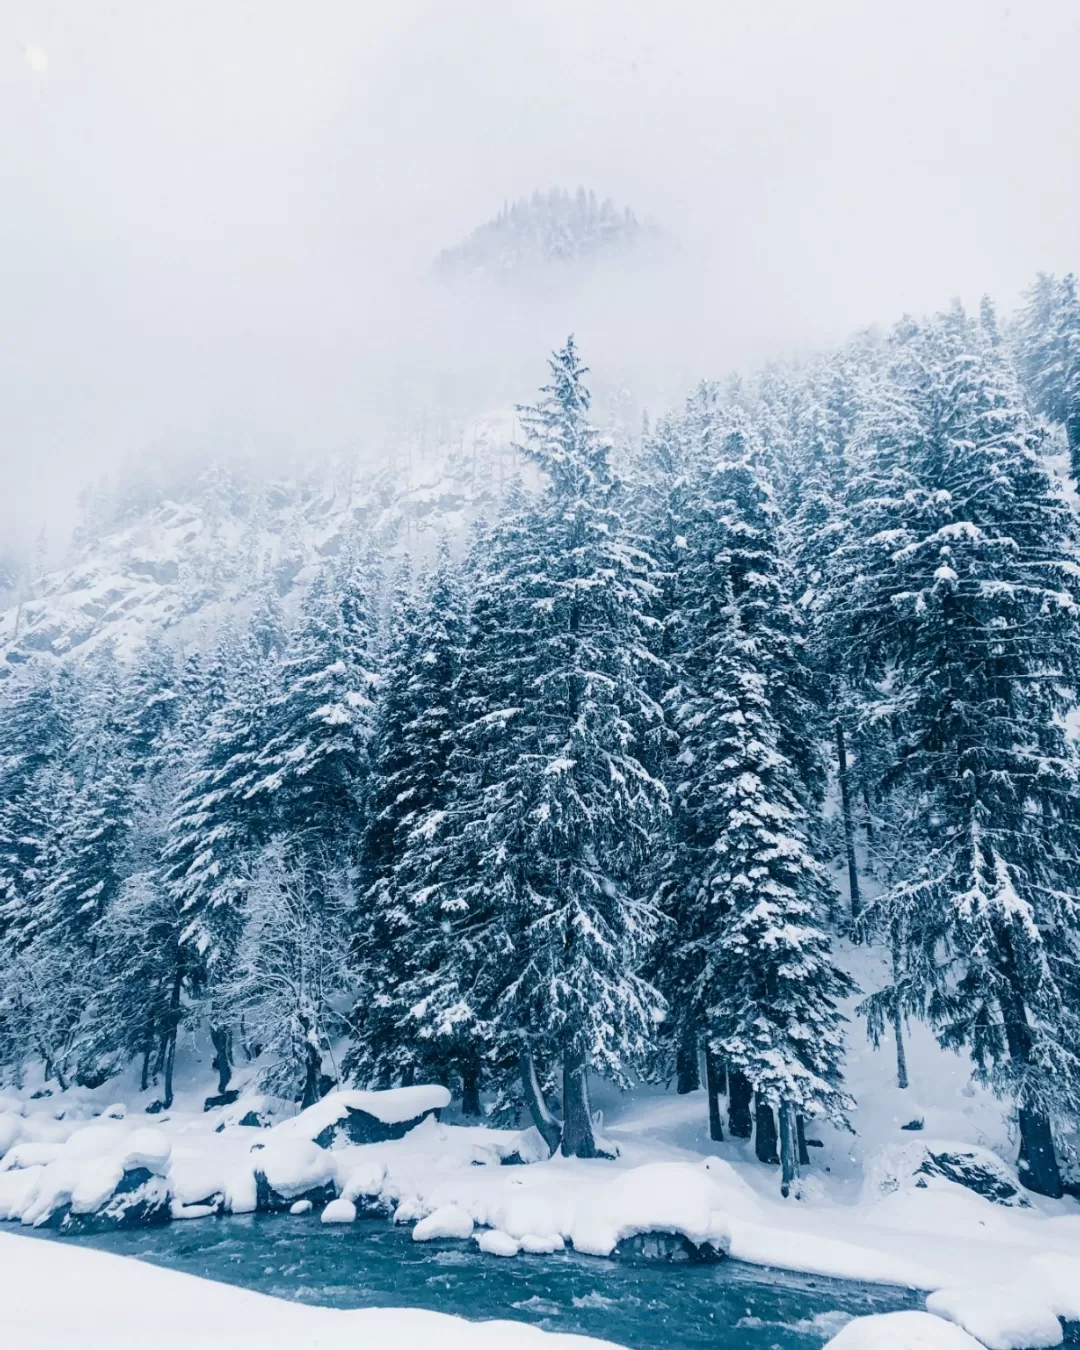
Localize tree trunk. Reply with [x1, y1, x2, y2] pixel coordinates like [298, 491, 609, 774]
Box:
[676, 1020, 700, 1095]
[140, 1029, 153, 1093]
[705, 1045, 725, 1142]
[754, 1094, 779, 1165]
[210, 1024, 233, 1096]
[891, 938, 909, 1090]
[162, 1029, 177, 1110]
[300, 1040, 322, 1110]
[996, 929, 1063, 1197]
[1017, 1107, 1062, 1199]
[779, 1103, 800, 1197]
[519, 1044, 561, 1156]
[728, 1068, 754, 1139]
[560, 1041, 597, 1159]
[460, 1058, 482, 1118]
[796, 1114, 811, 1166]
[162, 966, 183, 1110]
[835, 721, 861, 920]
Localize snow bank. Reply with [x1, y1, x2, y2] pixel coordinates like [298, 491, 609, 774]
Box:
[568, 1162, 732, 1258]
[0, 1230, 620, 1350]
[1016, 1251, 1080, 1321]
[924, 1286, 1062, 1349]
[824, 1310, 986, 1348]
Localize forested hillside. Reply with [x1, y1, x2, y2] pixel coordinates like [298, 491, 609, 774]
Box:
[2, 274, 1080, 1201]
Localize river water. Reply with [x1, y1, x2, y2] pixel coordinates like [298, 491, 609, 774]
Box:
[25, 1214, 924, 1349]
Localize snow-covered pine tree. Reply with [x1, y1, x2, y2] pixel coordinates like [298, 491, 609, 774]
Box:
[349, 547, 477, 1102]
[665, 447, 853, 1190]
[1016, 273, 1080, 477]
[247, 542, 379, 853]
[162, 626, 277, 1009]
[831, 302, 1080, 1197]
[430, 341, 668, 1157]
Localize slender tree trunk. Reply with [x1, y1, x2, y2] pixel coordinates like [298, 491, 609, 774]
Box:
[162, 966, 183, 1110]
[162, 1029, 177, 1110]
[460, 1058, 482, 1118]
[300, 1040, 322, 1110]
[997, 931, 1063, 1198]
[705, 1045, 725, 1142]
[519, 1044, 561, 1155]
[676, 1019, 701, 1094]
[835, 721, 861, 920]
[861, 779, 876, 849]
[560, 1042, 597, 1159]
[796, 1114, 810, 1166]
[728, 1068, 754, 1139]
[210, 1024, 233, 1096]
[779, 1104, 800, 1197]
[754, 1094, 779, 1165]
[891, 938, 909, 1090]
[140, 1025, 154, 1093]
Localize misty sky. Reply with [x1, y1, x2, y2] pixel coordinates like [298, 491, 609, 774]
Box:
[3, 0, 1079, 547]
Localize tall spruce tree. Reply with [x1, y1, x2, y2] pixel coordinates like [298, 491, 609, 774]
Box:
[429, 341, 668, 1156]
[830, 303, 1080, 1196]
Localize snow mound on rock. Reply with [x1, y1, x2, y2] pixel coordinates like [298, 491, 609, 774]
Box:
[321, 1198, 356, 1223]
[863, 1140, 1029, 1207]
[277, 1086, 451, 1141]
[476, 1228, 521, 1257]
[925, 1286, 1062, 1349]
[413, 1204, 474, 1241]
[568, 1162, 732, 1259]
[824, 1309, 987, 1348]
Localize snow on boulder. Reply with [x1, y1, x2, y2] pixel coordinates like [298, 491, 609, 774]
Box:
[413, 1205, 474, 1242]
[521, 1233, 565, 1254]
[863, 1140, 1030, 1207]
[824, 1310, 988, 1349]
[925, 1286, 1062, 1350]
[277, 1086, 451, 1149]
[63, 1168, 171, 1234]
[340, 1158, 395, 1217]
[476, 1228, 521, 1257]
[59, 1124, 130, 1162]
[120, 1128, 171, 1176]
[569, 1162, 731, 1261]
[252, 1138, 337, 1211]
[321, 1198, 357, 1224]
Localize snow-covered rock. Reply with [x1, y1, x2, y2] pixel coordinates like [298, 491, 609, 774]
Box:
[321, 1198, 357, 1224]
[476, 1228, 521, 1257]
[863, 1140, 1031, 1207]
[568, 1162, 732, 1260]
[289, 1199, 313, 1215]
[521, 1233, 565, 1254]
[0, 1141, 63, 1172]
[824, 1310, 987, 1348]
[924, 1285, 1062, 1349]
[277, 1086, 451, 1149]
[413, 1204, 474, 1241]
[0, 1165, 44, 1220]
[252, 1138, 336, 1211]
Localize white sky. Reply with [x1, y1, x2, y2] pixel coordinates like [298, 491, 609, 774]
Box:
[2, 0, 1079, 545]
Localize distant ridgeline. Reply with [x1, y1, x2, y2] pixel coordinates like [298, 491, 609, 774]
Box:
[434, 187, 656, 279]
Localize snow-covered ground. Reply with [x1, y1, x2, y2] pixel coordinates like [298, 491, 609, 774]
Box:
[1, 944, 1078, 1349]
[0, 1229, 618, 1350]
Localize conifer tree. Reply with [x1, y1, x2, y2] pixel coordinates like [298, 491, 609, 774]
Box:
[831, 303, 1080, 1196]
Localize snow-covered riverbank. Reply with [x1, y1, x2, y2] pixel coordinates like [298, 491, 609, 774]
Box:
[0, 1229, 620, 1350]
